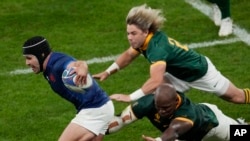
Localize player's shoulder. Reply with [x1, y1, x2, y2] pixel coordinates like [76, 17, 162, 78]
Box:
[132, 94, 154, 108]
[48, 52, 74, 69]
[51, 52, 71, 58]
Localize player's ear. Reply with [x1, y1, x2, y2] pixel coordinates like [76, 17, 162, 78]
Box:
[143, 30, 149, 37]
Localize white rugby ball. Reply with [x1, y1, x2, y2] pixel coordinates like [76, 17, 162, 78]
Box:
[62, 67, 93, 93]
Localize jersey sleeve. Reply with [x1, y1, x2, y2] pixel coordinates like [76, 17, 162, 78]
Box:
[131, 94, 155, 119]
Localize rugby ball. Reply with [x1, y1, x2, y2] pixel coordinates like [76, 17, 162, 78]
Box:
[62, 67, 93, 93]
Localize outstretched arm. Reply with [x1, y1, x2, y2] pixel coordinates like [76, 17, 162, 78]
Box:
[110, 61, 166, 102]
[93, 47, 140, 81]
[140, 62, 166, 96]
[142, 118, 193, 141]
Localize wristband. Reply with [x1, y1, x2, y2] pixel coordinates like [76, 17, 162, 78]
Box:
[155, 137, 162, 141]
[105, 62, 120, 75]
[129, 89, 145, 101]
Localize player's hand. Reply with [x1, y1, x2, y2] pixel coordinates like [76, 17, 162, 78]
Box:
[74, 67, 88, 86]
[92, 71, 109, 81]
[142, 135, 156, 141]
[110, 94, 131, 103]
[67, 61, 88, 86]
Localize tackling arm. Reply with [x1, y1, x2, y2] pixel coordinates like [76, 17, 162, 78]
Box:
[106, 47, 139, 75]
[141, 62, 166, 94]
[142, 118, 193, 141]
[129, 61, 166, 101]
[115, 47, 140, 70]
[109, 61, 167, 103]
[93, 47, 140, 81]
[161, 118, 193, 141]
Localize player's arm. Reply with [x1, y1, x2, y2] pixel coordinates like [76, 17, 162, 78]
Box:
[110, 61, 166, 102]
[161, 118, 193, 140]
[67, 60, 88, 86]
[93, 47, 140, 81]
[115, 47, 140, 70]
[142, 118, 193, 141]
[129, 61, 166, 101]
[141, 62, 166, 95]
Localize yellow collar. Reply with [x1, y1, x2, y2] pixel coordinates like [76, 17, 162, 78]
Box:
[175, 94, 182, 109]
[140, 32, 153, 51]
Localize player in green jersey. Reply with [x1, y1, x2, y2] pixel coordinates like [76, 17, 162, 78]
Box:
[107, 83, 245, 141]
[93, 4, 250, 105]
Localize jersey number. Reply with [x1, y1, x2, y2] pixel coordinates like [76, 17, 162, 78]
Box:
[168, 37, 189, 51]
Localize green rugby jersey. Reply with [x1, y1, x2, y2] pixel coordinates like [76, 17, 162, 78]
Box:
[135, 31, 208, 82]
[131, 94, 218, 140]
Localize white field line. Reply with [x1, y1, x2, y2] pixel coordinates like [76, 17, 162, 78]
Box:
[9, 37, 240, 75]
[188, 37, 240, 49]
[184, 0, 250, 46]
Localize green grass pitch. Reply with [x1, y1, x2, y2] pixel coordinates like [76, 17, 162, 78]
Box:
[0, 0, 250, 140]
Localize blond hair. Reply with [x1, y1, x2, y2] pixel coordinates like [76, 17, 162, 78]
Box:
[126, 4, 166, 33]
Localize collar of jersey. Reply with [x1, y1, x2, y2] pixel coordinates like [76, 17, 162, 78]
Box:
[140, 32, 153, 51]
[175, 94, 182, 109]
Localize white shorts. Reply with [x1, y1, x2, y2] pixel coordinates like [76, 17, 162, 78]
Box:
[71, 100, 114, 135]
[165, 57, 230, 96]
[201, 103, 239, 141]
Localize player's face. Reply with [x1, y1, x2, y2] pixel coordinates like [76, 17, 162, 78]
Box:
[155, 98, 176, 118]
[24, 55, 40, 74]
[127, 24, 148, 49]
